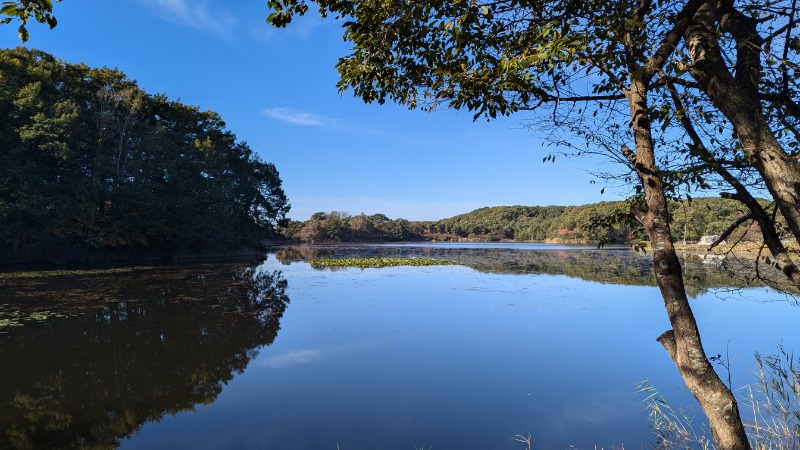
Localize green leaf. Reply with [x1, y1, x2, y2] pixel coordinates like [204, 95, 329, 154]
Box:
[0, 4, 19, 16]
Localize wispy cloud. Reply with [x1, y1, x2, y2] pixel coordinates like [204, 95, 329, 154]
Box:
[262, 107, 335, 127]
[262, 107, 383, 135]
[135, 0, 236, 36]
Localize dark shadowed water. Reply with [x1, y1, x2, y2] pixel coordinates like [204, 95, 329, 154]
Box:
[1, 243, 797, 449]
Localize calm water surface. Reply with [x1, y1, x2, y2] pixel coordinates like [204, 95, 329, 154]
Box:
[1, 243, 797, 449]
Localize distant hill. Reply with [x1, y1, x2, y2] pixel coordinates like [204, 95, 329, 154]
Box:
[280, 197, 771, 244]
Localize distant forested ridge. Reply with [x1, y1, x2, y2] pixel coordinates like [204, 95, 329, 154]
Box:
[280, 211, 419, 243]
[283, 197, 774, 244]
[0, 48, 289, 265]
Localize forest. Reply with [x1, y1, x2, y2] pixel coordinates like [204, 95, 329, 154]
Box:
[282, 197, 775, 245]
[0, 47, 290, 266]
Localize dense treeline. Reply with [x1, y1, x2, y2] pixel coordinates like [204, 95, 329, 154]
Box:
[280, 211, 421, 243]
[423, 198, 769, 243]
[283, 197, 775, 244]
[0, 48, 289, 265]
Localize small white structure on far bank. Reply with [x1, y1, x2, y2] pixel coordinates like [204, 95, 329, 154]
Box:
[697, 235, 724, 246]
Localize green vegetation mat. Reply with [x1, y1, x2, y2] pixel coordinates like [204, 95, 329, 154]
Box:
[0, 310, 69, 333]
[0, 267, 147, 280]
[309, 257, 462, 269]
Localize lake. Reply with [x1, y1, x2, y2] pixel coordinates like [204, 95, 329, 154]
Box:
[1, 243, 797, 449]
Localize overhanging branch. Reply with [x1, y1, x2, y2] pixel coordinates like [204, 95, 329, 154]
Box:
[516, 93, 625, 108]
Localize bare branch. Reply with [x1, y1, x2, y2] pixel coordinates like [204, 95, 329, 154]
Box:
[515, 93, 625, 108]
[707, 212, 754, 251]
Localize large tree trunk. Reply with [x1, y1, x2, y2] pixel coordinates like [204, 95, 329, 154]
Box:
[623, 79, 751, 449]
[664, 79, 800, 289]
[685, 0, 800, 244]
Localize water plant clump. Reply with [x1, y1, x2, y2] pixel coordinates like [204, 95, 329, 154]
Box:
[0, 309, 69, 333]
[0, 267, 147, 280]
[309, 257, 462, 269]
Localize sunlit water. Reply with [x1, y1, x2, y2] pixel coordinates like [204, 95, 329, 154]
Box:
[1, 243, 797, 449]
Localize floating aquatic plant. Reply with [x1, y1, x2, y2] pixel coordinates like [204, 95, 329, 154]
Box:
[309, 257, 462, 269]
[0, 309, 68, 333]
[0, 267, 150, 280]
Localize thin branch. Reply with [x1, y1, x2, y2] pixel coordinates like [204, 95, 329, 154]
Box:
[760, 94, 800, 120]
[707, 211, 754, 251]
[653, 76, 702, 90]
[515, 93, 625, 108]
[664, 79, 800, 288]
[585, 50, 627, 90]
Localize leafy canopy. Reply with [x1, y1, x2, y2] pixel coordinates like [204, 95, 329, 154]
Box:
[267, 0, 693, 120]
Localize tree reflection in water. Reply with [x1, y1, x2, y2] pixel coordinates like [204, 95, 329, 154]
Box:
[0, 264, 289, 449]
[274, 244, 795, 297]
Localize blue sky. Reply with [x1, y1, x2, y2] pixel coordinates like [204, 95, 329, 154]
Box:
[0, 0, 622, 221]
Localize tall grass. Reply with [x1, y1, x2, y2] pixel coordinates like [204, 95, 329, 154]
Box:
[636, 379, 713, 449]
[744, 345, 800, 450]
[639, 346, 799, 449]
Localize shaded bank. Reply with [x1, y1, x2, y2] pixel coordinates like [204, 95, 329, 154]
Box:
[0, 247, 273, 272]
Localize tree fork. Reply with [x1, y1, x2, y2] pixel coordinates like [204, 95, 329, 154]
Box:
[685, 2, 800, 246]
[664, 77, 800, 289]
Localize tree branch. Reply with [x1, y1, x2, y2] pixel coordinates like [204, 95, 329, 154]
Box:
[515, 93, 625, 108]
[707, 210, 753, 251]
[760, 93, 800, 119]
[643, 0, 707, 79]
[652, 75, 701, 90]
[665, 79, 800, 288]
[657, 330, 678, 362]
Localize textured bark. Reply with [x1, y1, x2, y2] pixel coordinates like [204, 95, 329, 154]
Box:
[664, 80, 800, 289]
[623, 79, 751, 450]
[685, 1, 800, 244]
